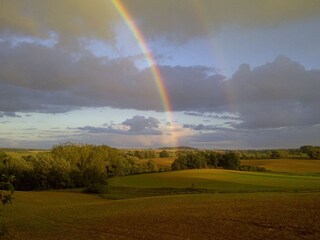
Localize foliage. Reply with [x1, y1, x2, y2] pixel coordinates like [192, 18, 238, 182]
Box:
[171, 151, 207, 170]
[219, 152, 240, 170]
[300, 146, 320, 159]
[0, 174, 14, 205]
[159, 150, 170, 158]
[0, 144, 160, 191]
[171, 151, 240, 170]
[132, 150, 157, 159]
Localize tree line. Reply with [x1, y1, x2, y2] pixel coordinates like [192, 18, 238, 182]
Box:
[171, 151, 266, 172]
[0, 143, 158, 191]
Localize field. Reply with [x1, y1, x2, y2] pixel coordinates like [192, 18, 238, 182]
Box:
[152, 157, 320, 174]
[2, 168, 320, 239]
[2, 150, 320, 239]
[241, 159, 320, 173]
[3, 191, 320, 240]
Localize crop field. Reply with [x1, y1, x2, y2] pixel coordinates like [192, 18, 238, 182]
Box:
[3, 191, 320, 240]
[241, 159, 320, 173]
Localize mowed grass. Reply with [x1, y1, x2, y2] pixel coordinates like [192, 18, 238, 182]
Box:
[108, 169, 320, 194]
[3, 191, 320, 240]
[241, 159, 320, 173]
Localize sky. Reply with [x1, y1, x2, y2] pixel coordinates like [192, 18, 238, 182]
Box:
[0, 0, 320, 149]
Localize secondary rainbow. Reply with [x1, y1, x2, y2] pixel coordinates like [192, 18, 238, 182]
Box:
[111, 0, 177, 146]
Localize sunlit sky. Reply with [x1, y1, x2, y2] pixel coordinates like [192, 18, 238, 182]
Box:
[1, 0, 320, 149]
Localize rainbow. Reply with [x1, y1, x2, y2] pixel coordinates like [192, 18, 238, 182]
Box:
[111, 0, 177, 146]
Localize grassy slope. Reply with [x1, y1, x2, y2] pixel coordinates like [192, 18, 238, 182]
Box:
[4, 191, 320, 240]
[108, 169, 320, 193]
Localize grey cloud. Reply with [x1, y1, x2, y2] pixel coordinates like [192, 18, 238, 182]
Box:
[183, 124, 225, 131]
[184, 112, 240, 121]
[0, 111, 21, 118]
[122, 116, 161, 135]
[0, 42, 162, 113]
[181, 125, 320, 149]
[77, 126, 125, 135]
[0, 39, 319, 131]
[228, 55, 320, 129]
[1, 1, 319, 45]
[75, 116, 162, 136]
[161, 66, 226, 111]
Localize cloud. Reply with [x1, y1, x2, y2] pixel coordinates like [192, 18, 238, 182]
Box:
[183, 124, 225, 131]
[0, 34, 319, 131]
[180, 125, 320, 149]
[122, 116, 162, 135]
[0, 0, 117, 46]
[1, 1, 319, 45]
[76, 126, 125, 135]
[0, 112, 21, 118]
[75, 116, 162, 136]
[0, 41, 226, 113]
[0, 42, 162, 112]
[228, 55, 320, 129]
[184, 112, 240, 121]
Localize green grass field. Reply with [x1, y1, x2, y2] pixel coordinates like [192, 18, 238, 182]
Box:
[108, 169, 320, 194]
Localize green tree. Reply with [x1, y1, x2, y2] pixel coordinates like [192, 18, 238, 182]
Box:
[171, 152, 207, 170]
[159, 150, 170, 158]
[219, 152, 240, 170]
